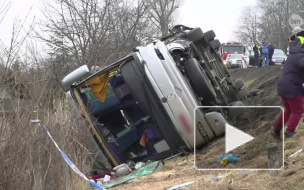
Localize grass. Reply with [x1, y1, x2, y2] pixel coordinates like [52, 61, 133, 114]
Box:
[284, 149, 295, 157]
[285, 139, 296, 149]
[244, 79, 256, 88]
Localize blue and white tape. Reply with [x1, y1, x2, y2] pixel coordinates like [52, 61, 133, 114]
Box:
[37, 121, 105, 190]
[204, 170, 256, 181]
[35, 120, 304, 189]
[167, 181, 195, 190]
[288, 147, 304, 158]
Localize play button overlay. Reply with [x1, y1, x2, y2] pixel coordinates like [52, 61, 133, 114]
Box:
[194, 106, 284, 170]
[225, 123, 254, 153]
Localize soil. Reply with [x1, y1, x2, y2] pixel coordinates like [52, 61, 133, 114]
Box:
[196, 66, 284, 169]
[110, 66, 304, 190]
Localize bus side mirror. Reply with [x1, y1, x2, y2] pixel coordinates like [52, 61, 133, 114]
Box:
[62, 65, 90, 92]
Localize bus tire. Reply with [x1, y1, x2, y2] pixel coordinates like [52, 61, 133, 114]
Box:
[210, 39, 221, 51]
[184, 58, 217, 105]
[234, 79, 244, 90]
[181, 27, 204, 42]
[237, 88, 250, 100]
[204, 30, 216, 41]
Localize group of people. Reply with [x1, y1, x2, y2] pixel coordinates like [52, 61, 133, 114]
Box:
[273, 26, 304, 139]
[252, 42, 275, 67]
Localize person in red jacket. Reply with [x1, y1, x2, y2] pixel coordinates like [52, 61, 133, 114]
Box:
[223, 52, 228, 60]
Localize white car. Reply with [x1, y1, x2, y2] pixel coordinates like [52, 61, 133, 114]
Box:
[226, 54, 246, 68]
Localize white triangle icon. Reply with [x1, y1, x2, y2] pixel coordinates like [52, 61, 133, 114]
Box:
[225, 123, 254, 153]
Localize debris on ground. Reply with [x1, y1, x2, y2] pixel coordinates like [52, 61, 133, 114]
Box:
[177, 160, 187, 166]
[98, 160, 164, 189]
[218, 153, 239, 167]
[135, 162, 145, 170]
[167, 181, 195, 190]
[108, 67, 304, 190]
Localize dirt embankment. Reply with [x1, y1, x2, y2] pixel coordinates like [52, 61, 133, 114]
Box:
[112, 66, 304, 190]
[230, 66, 282, 107]
[196, 66, 283, 170]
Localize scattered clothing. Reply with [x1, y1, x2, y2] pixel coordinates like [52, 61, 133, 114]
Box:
[89, 172, 112, 180]
[102, 161, 164, 189]
[218, 153, 239, 167]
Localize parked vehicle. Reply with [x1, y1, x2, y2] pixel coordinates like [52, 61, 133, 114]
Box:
[226, 54, 245, 69]
[244, 50, 254, 66]
[244, 50, 264, 67]
[62, 25, 248, 169]
[219, 42, 246, 61]
[271, 49, 287, 65]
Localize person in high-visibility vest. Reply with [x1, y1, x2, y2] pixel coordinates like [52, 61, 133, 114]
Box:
[258, 45, 262, 55]
[273, 27, 304, 139]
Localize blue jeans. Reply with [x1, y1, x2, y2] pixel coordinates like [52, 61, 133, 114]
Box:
[262, 55, 269, 67]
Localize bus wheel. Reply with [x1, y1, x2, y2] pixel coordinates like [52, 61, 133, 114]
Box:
[204, 30, 216, 41]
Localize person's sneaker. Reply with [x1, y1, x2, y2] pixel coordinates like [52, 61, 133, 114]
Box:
[285, 131, 297, 139]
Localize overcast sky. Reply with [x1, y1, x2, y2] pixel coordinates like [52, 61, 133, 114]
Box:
[176, 0, 256, 42]
[0, 0, 256, 48]
[0, 0, 41, 45]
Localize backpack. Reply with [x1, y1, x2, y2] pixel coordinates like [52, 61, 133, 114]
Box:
[261, 45, 269, 55]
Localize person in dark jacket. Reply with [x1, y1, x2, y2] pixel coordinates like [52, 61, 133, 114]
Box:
[253, 45, 259, 67]
[273, 28, 304, 139]
[268, 42, 274, 65]
[260, 42, 269, 67]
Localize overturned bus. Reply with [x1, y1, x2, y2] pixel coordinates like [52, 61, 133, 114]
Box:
[62, 25, 248, 173]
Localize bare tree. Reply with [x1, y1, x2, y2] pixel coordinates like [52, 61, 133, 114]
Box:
[145, 0, 180, 37]
[36, 0, 155, 92]
[0, 1, 12, 25]
[235, 5, 259, 48]
[235, 0, 303, 51]
[0, 2, 35, 80]
[0, 2, 103, 189]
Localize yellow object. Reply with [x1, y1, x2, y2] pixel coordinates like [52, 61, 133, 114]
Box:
[220, 157, 229, 167]
[258, 45, 261, 54]
[84, 68, 118, 102]
[297, 36, 304, 44]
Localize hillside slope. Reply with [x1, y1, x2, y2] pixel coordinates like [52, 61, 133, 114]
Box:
[111, 66, 304, 190]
